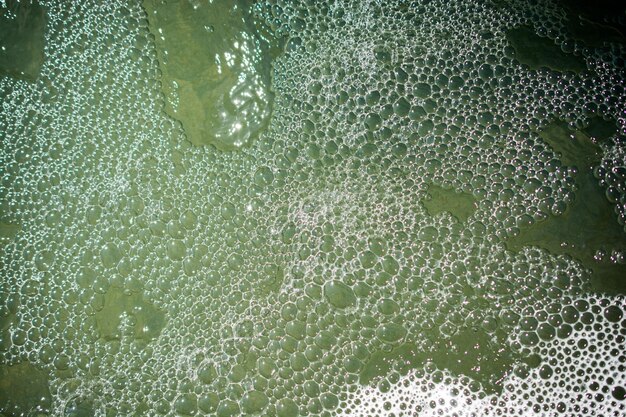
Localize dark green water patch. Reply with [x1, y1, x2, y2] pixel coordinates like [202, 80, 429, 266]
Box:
[422, 185, 478, 223]
[0, 0, 46, 81]
[142, 0, 276, 150]
[0, 361, 51, 415]
[506, 168, 626, 294]
[509, 118, 626, 294]
[583, 116, 618, 142]
[564, 15, 625, 48]
[557, 0, 626, 39]
[359, 343, 425, 386]
[538, 119, 611, 168]
[429, 327, 516, 395]
[95, 287, 166, 341]
[506, 26, 586, 73]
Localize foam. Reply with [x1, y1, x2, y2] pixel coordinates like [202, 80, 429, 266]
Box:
[1, 0, 625, 416]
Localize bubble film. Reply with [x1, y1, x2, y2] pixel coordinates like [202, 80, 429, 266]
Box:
[1, 0, 625, 416]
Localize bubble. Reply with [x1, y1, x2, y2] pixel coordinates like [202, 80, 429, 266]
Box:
[536, 323, 556, 341]
[254, 166, 275, 187]
[100, 242, 122, 269]
[198, 393, 219, 413]
[241, 390, 269, 414]
[216, 399, 240, 417]
[376, 324, 407, 343]
[612, 386, 626, 401]
[359, 250, 378, 269]
[603, 305, 623, 323]
[290, 352, 309, 371]
[258, 358, 277, 379]
[321, 392, 339, 409]
[180, 210, 197, 230]
[197, 362, 217, 384]
[364, 113, 383, 131]
[174, 393, 197, 416]
[415, 83, 431, 98]
[286, 321, 306, 340]
[378, 299, 400, 316]
[167, 240, 186, 260]
[323, 280, 356, 309]
[34, 250, 54, 271]
[276, 398, 299, 417]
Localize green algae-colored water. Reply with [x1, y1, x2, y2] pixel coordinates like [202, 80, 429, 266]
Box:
[1, 1, 626, 416]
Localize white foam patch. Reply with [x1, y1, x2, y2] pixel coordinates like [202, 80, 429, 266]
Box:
[343, 294, 626, 416]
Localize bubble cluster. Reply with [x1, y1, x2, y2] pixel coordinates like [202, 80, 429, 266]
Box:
[344, 294, 626, 417]
[1, 0, 625, 416]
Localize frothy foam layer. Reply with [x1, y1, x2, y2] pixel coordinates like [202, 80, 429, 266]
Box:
[1, 0, 625, 416]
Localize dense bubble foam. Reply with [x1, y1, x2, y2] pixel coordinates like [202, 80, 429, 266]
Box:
[1, 0, 626, 416]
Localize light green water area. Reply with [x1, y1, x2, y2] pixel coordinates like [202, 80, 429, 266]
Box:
[1, 1, 626, 416]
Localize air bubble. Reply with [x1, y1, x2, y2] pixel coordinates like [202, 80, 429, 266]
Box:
[323, 281, 356, 309]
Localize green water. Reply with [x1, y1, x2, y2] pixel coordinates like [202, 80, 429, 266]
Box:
[1, 0, 626, 416]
